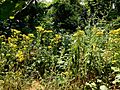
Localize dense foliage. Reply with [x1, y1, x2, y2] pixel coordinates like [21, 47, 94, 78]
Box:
[0, 0, 120, 90]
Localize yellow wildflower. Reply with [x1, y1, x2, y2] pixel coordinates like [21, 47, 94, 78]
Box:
[8, 37, 11, 42]
[16, 50, 25, 62]
[51, 34, 61, 44]
[28, 34, 34, 38]
[112, 60, 117, 64]
[55, 34, 61, 39]
[9, 16, 14, 19]
[23, 34, 30, 40]
[26, 36, 30, 40]
[96, 31, 104, 36]
[53, 34, 61, 44]
[73, 30, 85, 37]
[8, 37, 18, 43]
[36, 26, 44, 32]
[11, 29, 21, 34]
[48, 46, 52, 49]
[109, 29, 120, 35]
[10, 43, 17, 48]
[44, 30, 53, 33]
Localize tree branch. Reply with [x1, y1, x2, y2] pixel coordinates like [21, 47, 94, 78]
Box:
[14, 0, 35, 19]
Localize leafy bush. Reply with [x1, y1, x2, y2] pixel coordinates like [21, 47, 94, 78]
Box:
[0, 25, 120, 89]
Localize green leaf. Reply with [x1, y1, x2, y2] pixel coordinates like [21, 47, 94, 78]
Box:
[0, 0, 26, 20]
[0, 0, 17, 19]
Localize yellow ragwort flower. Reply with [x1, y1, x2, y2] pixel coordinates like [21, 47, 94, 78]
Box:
[10, 43, 17, 48]
[23, 34, 30, 40]
[109, 29, 120, 35]
[44, 30, 53, 33]
[96, 31, 104, 36]
[16, 50, 25, 62]
[48, 46, 52, 49]
[73, 30, 85, 37]
[36, 26, 44, 32]
[8, 37, 18, 43]
[11, 29, 21, 34]
[9, 16, 14, 19]
[55, 34, 61, 39]
[28, 34, 35, 38]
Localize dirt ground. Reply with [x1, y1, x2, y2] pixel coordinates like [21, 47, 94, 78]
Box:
[25, 80, 44, 90]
